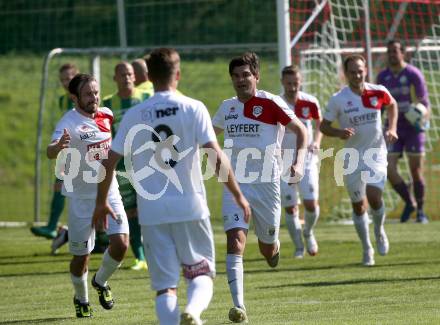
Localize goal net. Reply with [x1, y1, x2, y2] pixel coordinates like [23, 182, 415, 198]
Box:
[289, 0, 440, 219]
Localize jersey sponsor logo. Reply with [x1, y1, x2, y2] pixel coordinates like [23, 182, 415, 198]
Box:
[86, 138, 111, 161]
[349, 112, 378, 126]
[80, 131, 97, 141]
[225, 123, 260, 136]
[142, 107, 179, 122]
[225, 107, 239, 120]
[344, 107, 359, 113]
[252, 105, 263, 117]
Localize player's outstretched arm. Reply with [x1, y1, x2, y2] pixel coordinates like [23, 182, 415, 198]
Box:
[92, 149, 122, 229]
[202, 140, 251, 223]
[384, 99, 398, 144]
[320, 119, 355, 140]
[47, 128, 71, 159]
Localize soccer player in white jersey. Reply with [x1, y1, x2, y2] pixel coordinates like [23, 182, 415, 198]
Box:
[279, 65, 322, 258]
[47, 74, 129, 317]
[212, 52, 307, 323]
[320, 55, 398, 266]
[92, 48, 250, 325]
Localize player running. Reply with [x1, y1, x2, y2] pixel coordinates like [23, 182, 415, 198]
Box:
[212, 52, 307, 323]
[279, 65, 322, 258]
[320, 54, 398, 266]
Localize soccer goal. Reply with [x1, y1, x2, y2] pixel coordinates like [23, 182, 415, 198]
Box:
[34, 44, 280, 223]
[279, 0, 440, 219]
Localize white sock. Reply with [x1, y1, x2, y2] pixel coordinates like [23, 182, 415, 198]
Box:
[304, 206, 320, 236]
[156, 293, 179, 325]
[71, 271, 88, 303]
[285, 211, 304, 250]
[370, 204, 385, 232]
[226, 254, 244, 308]
[352, 212, 373, 251]
[95, 249, 121, 287]
[185, 275, 213, 320]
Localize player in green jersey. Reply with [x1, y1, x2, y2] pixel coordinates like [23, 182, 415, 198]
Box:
[103, 61, 150, 271]
[132, 58, 154, 97]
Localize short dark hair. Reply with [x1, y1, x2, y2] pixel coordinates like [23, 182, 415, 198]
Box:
[146, 48, 180, 84]
[68, 73, 96, 98]
[281, 65, 300, 78]
[229, 52, 260, 76]
[59, 63, 78, 74]
[387, 39, 405, 52]
[343, 54, 366, 71]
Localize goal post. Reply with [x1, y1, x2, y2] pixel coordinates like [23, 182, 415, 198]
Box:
[278, 0, 440, 219]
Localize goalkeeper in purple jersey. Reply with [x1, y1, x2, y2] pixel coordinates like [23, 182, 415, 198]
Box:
[377, 40, 430, 224]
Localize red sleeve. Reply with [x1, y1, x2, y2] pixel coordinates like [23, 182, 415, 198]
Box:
[243, 96, 293, 125]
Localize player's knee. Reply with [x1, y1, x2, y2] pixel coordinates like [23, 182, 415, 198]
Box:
[227, 239, 245, 254]
[303, 200, 317, 212]
[109, 234, 129, 254]
[70, 254, 89, 275]
[182, 259, 214, 280]
[226, 229, 246, 254]
[352, 202, 366, 216]
[284, 205, 297, 215]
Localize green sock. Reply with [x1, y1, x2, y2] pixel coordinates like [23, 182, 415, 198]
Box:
[128, 217, 145, 261]
[47, 191, 65, 230]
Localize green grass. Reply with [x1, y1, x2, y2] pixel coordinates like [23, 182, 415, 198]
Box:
[1, 221, 440, 324]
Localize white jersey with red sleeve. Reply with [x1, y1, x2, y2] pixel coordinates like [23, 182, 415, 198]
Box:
[51, 107, 119, 199]
[280, 91, 321, 150]
[212, 89, 297, 183]
[324, 83, 392, 161]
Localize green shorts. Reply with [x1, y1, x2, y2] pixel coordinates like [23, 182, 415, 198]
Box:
[116, 172, 137, 210]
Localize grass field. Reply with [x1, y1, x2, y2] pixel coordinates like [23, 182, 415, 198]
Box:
[1, 221, 440, 324]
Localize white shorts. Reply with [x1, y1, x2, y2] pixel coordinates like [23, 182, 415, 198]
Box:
[67, 192, 129, 256]
[344, 165, 387, 203]
[141, 218, 215, 291]
[222, 182, 281, 244]
[280, 163, 319, 207]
